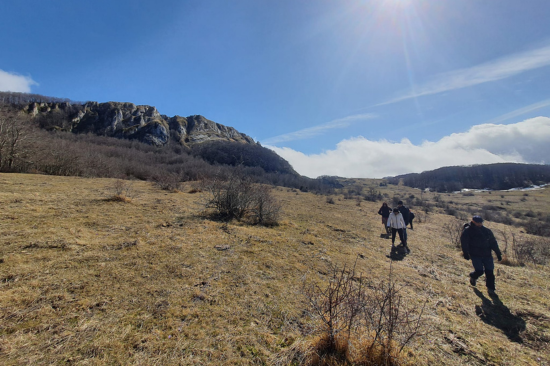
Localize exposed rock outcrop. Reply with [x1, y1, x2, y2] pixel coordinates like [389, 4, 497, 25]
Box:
[26, 101, 256, 147]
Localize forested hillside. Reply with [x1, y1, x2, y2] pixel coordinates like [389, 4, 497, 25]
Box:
[388, 163, 550, 192]
[0, 92, 330, 192]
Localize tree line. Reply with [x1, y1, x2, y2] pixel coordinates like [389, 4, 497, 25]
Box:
[388, 163, 550, 192]
[0, 91, 78, 105]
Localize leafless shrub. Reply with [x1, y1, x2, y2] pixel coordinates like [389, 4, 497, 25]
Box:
[153, 172, 182, 191]
[524, 219, 550, 237]
[443, 219, 465, 248]
[107, 179, 135, 202]
[481, 209, 514, 226]
[497, 230, 550, 266]
[415, 211, 428, 223]
[249, 185, 282, 226]
[513, 236, 550, 266]
[413, 197, 433, 214]
[391, 196, 401, 206]
[364, 187, 383, 202]
[495, 229, 516, 266]
[201, 171, 281, 225]
[293, 261, 427, 365]
[444, 206, 457, 217]
[358, 271, 427, 364]
[496, 229, 511, 255]
[202, 172, 255, 220]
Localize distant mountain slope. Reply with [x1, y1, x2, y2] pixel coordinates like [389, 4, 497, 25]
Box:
[0, 92, 326, 188]
[388, 163, 550, 192]
[190, 140, 297, 175]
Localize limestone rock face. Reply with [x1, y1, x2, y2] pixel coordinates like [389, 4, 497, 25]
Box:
[183, 115, 255, 144]
[32, 101, 256, 147]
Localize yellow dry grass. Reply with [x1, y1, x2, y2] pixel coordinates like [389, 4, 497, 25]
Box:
[0, 173, 549, 365]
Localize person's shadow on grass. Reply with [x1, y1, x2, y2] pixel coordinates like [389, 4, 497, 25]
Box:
[473, 288, 526, 343]
[386, 244, 407, 261]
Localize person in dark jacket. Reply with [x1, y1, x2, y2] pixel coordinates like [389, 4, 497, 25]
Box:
[378, 202, 391, 235]
[461, 215, 502, 296]
[409, 211, 415, 230]
[397, 201, 410, 242]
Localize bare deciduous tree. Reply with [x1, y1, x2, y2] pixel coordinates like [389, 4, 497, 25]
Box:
[0, 106, 35, 172]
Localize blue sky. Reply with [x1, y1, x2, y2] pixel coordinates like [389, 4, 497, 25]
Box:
[2, 0, 550, 178]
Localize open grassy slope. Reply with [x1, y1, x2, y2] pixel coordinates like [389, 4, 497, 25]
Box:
[0, 173, 549, 365]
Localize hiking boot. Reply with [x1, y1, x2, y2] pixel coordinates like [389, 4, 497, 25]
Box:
[469, 276, 477, 286]
[405, 247, 411, 254]
[488, 288, 497, 296]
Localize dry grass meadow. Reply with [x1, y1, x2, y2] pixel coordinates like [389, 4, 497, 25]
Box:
[1, 173, 549, 365]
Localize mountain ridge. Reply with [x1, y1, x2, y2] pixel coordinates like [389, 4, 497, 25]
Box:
[24, 100, 256, 147]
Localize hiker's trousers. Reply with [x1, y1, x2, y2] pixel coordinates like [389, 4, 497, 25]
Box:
[391, 228, 406, 245]
[470, 256, 495, 290]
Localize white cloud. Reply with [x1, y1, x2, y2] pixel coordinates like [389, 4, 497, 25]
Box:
[376, 44, 550, 106]
[0, 69, 38, 93]
[267, 117, 550, 178]
[262, 113, 377, 144]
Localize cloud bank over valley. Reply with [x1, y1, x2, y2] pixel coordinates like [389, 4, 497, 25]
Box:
[267, 117, 550, 178]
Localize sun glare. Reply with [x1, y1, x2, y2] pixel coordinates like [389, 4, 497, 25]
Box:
[386, 0, 412, 8]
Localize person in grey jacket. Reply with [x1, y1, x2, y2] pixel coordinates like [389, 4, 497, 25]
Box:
[387, 208, 409, 253]
[461, 215, 502, 295]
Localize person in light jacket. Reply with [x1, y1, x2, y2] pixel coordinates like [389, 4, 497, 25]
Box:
[387, 208, 409, 253]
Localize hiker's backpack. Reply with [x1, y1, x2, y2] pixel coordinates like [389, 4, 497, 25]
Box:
[460, 223, 470, 246]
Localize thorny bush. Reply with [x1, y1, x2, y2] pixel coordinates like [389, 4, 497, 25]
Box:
[283, 260, 427, 366]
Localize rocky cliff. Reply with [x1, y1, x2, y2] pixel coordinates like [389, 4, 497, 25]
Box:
[25, 101, 256, 147]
